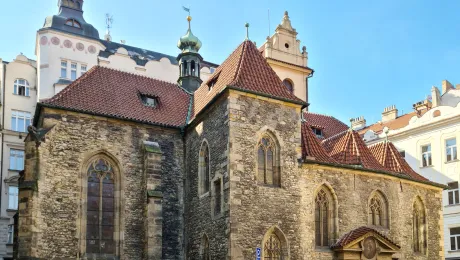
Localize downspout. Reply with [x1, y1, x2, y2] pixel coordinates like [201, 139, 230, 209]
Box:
[0, 61, 6, 215]
[306, 70, 314, 111]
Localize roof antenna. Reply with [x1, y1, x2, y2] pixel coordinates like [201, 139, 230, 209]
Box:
[245, 22, 250, 40]
[105, 13, 114, 42]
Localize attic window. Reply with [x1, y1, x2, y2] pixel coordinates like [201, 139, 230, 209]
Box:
[206, 71, 220, 91]
[140, 94, 158, 107]
[285, 43, 289, 49]
[312, 128, 323, 138]
[65, 19, 81, 28]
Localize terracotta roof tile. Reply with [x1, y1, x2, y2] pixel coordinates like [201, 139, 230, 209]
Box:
[368, 141, 428, 181]
[303, 112, 349, 139]
[301, 122, 338, 164]
[321, 130, 388, 172]
[358, 111, 426, 135]
[193, 40, 306, 117]
[331, 226, 400, 249]
[41, 66, 191, 127]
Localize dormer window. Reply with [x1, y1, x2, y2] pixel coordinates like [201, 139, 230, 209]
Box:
[207, 72, 220, 92]
[65, 19, 81, 28]
[312, 128, 323, 138]
[140, 94, 158, 107]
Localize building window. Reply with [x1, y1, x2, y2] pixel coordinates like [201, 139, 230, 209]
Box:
[210, 67, 215, 74]
[200, 234, 210, 260]
[413, 197, 427, 254]
[399, 150, 405, 158]
[199, 142, 210, 195]
[7, 225, 13, 245]
[257, 133, 280, 187]
[312, 128, 323, 138]
[65, 19, 81, 28]
[262, 227, 288, 259]
[451, 227, 460, 251]
[368, 191, 388, 228]
[9, 149, 24, 171]
[11, 110, 31, 132]
[446, 138, 457, 162]
[315, 188, 329, 247]
[213, 179, 222, 216]
[81, 65, 87, 75]
[61, 61, 67, 78]
[140, 94, 158, 108]
[421, 144, 432, 167]
[71, 63, 77, 80]
[448, 182, 460, 205]
[8, 186, 18, 210]
[13, 79, 30, 97]
[283, 79, 294, 93]
[86, 158, 116, 255]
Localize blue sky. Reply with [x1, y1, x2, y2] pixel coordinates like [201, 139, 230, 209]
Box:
[1, 0, 460, 124]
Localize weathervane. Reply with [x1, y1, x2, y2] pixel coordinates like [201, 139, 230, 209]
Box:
[183, 6, 191, 16]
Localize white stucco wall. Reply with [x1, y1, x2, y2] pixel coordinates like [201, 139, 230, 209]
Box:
[268, 62, 307, 102]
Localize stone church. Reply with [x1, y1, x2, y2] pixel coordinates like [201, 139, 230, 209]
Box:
[15, 1, 445, 260]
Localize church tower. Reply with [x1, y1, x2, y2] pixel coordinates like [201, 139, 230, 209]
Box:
[177, 16, 203, 93]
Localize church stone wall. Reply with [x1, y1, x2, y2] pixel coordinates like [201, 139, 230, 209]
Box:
[184, 94, 230, 259]
[18, 108, 185, 260]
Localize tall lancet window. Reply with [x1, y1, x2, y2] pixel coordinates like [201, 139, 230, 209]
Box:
[191, 60, 196, 76]
[86, 158, 115, 254]
[315, 189, 329, 246]
[257, 133, 280, 187]
[413, 197, 427, 254]
[199, 141, 210, 195]
[368, 191, 389, 228]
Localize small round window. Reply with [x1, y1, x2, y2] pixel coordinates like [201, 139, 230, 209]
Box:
[283, 79, 293, 93]
[285, 43, 289, 49]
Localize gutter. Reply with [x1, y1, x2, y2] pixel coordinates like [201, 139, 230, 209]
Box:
[301, 158, 448, 190]
[0, 62, 6, 215]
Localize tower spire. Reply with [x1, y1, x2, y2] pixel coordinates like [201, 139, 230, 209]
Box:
[245, 23, 250, 40]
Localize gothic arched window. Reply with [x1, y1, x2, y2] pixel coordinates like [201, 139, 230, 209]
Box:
[262, 227, 288, 259]
[315, 188, 329, 246]
[368, 191, 389, 228]
[413, 197, 427, 254]
[182, 61, 188, 76]
[283, 79, 294, 93]
[257, 133, 280, 186]
[201, 234, 210, 260]
[86, 158, 116, 255]
[191, 60, 196, 76]
[199, 141, 210, 195]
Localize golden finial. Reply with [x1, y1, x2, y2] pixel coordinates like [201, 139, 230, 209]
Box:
[187, 16, 192, 22]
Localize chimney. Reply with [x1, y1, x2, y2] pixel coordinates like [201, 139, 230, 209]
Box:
[456, 84, 460, 90]
[442, 80, 454, 94]
[431, 86, 441, 107]
[351, 116, 366, 130]
[382, 105, 398, 122]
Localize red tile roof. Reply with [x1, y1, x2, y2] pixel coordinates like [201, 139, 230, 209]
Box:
[303, 112, 349, 139]
[358, 111, 426, 135]
[321, 130, 388, 172]
[331, 226, 400, 249]
[193, 40, 306, 117]
[368, 141, 428, 181]
[301, 122, 338, 164]
[41, 66, 191, 128]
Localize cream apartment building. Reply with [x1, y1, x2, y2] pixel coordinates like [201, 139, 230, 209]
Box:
[0, 2, 313, 259]
[356, 80, 460, 259]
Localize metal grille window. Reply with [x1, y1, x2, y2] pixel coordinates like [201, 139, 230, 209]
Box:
[451, 227, 460, 251]
[446, 138, 457, 162]
[315, 189, 329, 247]
[264, 233, 282, 260]
[61, 61, 67, 78]
[8, 186, 18, 210]
[11, 110, 31, 132]
[86, 159, 115, 255]
[199, 143, 210, 195]
[9, 149, 24, 171]
[421, 144, 432, 167]
[448, 182, 460, 205]
[71, 63, 77, 80]
[13, 79, 30, 96]
[257, 135, 280, 186]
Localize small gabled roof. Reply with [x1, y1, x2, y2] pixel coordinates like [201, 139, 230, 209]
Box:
[368, 141, 428, 181]
[321, 130, 388, 172]
[301, 122, 338, 164]
[40, 66, 191, 128]
[193, 40, 306, 117]
[331, 226, 400, 250]
[304, 112, 349, 139]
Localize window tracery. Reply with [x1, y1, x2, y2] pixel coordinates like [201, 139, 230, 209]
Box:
[257, 134, 280, 186]
[413, 197, 427, 254]
[199, 142, 210, 195]
[315, 189, 329, 246]
[368, 191, 388, 228]
[264, 233, 282, 260]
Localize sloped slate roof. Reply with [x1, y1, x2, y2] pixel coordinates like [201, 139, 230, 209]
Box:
[368, 141, 428, 181]
[303, 112, 349, 139]
[322, 130, 389, 172]
[41, 66, 191, 128]
[193, 40, 307, 117]
[301, 122, 338, 164]
[331, 226, 400, 249]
